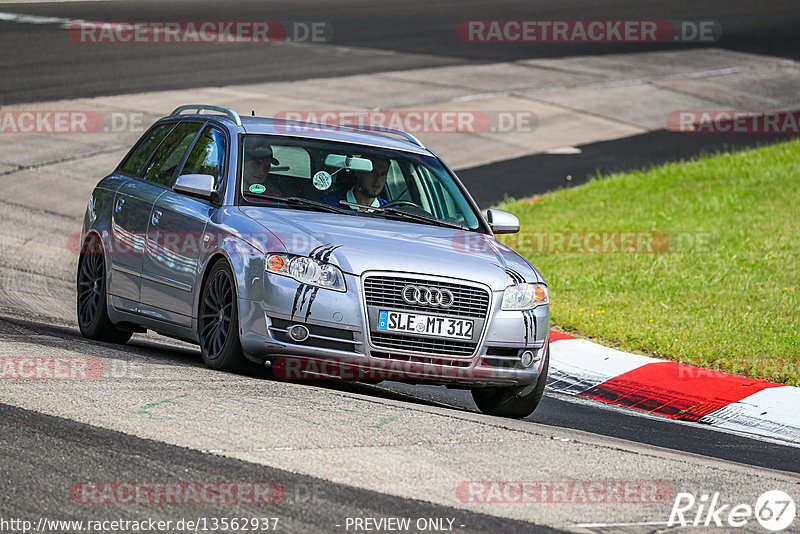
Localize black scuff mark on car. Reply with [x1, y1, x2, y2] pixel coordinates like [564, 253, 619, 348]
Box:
[290, 243, 329, 320]
[524, 310, 536, 347]
[290, 284, 308, 321]
[319, 244, 341, 263]
[504, 267, 533, 346]
[304, 244, 342, 321]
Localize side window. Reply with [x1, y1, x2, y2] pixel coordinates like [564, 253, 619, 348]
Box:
[180, 126, 227, 188]
[383, 161, 409, 200]
[416, 165, 476, 225]
[142, 122, 202, 186]
[119, 123, 175, 177]
[406, 164, 433, 213]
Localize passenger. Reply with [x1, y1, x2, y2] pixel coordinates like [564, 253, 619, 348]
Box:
[321, 156, 390, 209]
[243, 141, 283, 196]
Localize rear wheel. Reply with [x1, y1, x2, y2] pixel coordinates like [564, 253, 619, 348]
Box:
[76, 235, 133, 344]
[198, 260, 247, 371]
[472, 340, 549, 418]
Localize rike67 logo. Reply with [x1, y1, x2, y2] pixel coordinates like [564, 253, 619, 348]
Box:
[669, 490, 795, 531]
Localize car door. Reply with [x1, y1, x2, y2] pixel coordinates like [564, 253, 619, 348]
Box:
[140, 123, 226, 326]
[108, 122, 176, 311]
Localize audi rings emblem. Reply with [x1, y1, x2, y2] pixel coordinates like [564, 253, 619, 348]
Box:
[401, 285, 455, 308]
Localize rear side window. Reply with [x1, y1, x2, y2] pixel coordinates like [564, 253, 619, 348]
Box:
[142, 122, 202, 186]
[180, 125, 227, 188]
[119, 123, 175, 176]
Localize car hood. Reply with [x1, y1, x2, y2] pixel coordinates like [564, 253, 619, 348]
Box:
[239, 207, 544, 290]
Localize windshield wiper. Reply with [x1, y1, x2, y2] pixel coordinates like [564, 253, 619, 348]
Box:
[243, 193, 350, 214]
[339, 201, 468, 230]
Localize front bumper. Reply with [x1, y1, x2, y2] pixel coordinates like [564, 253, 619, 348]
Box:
[239, 271, 549, 387]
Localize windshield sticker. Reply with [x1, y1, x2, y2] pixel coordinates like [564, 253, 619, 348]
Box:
[249, 183, 266, 194]
[312, 171, 332, 191]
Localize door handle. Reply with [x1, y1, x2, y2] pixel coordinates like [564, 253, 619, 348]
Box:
[114, 197, 125, 213]
[151, 210, 162, 226]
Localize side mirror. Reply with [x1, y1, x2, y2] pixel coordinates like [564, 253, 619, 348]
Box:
[173, 174, 216, 200]
[486, 209, 520, 234]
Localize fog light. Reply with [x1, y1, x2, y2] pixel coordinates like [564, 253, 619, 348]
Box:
[520, 350, 535, 368]
[288, 324, 309, 343]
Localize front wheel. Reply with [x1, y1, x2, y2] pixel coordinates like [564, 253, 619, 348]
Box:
[197, 260, 247, 371]
[76, 235, 133, 344]
[472, 340, 549, 418]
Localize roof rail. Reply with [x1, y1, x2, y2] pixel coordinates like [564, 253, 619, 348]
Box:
[337, 123, 426, 149]
[170, 105, 242, 126]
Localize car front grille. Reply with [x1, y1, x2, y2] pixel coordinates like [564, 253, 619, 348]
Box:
[370, 350, 473, 368]
[370, 332, 476, 357]
[363, 275, 490, 318]
[363, 274, 492, 358]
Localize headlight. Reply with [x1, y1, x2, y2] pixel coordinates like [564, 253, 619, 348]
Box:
[502, 283, 548, 310]
[266, 253, 346, 292]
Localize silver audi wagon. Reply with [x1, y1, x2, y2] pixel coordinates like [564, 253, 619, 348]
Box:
[77, 105, 550, 417]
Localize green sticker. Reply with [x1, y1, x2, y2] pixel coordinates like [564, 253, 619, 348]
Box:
[249, 184, 266, 194]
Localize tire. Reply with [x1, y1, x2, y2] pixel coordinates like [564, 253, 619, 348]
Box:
[472, 340, 549, 418]
[197, 260, 247, 371]
[76, 235, 133, 344]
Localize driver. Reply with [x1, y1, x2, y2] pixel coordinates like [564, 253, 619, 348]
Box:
[243, 140, 282, 196]
[321, 155, 389, 209]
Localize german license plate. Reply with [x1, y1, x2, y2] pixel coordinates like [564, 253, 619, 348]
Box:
[377, 310, 473, 340]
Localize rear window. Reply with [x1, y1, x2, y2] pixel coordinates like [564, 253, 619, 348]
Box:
[119, 123, 175, 176]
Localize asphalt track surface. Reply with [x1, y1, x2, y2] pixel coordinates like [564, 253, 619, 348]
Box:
[1, 0, 799, 105]
[3, 0, 798, 208]
[0, 402, 557, 533]
[459, 130, 800, 206]
[0, 311, 797, 475]
[2, 1, 800, 532]
[1, 307, 799, 531]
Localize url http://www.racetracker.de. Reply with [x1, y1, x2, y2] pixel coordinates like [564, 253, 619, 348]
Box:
[0, 516, 280, 533]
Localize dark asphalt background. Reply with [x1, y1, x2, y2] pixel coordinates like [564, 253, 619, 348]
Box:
[1, 0, 799, 105]
[0, 401, 559, 533]
[460, 131, 800, 207]
[2, 1, 798, 206]
[1, 311, 798, 532]
[4, 312, 800, 473]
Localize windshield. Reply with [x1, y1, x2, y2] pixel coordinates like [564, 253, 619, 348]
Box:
[238, 134, 483, 231]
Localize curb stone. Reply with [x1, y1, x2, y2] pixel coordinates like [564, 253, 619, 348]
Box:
[547, 330, 800, 445]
